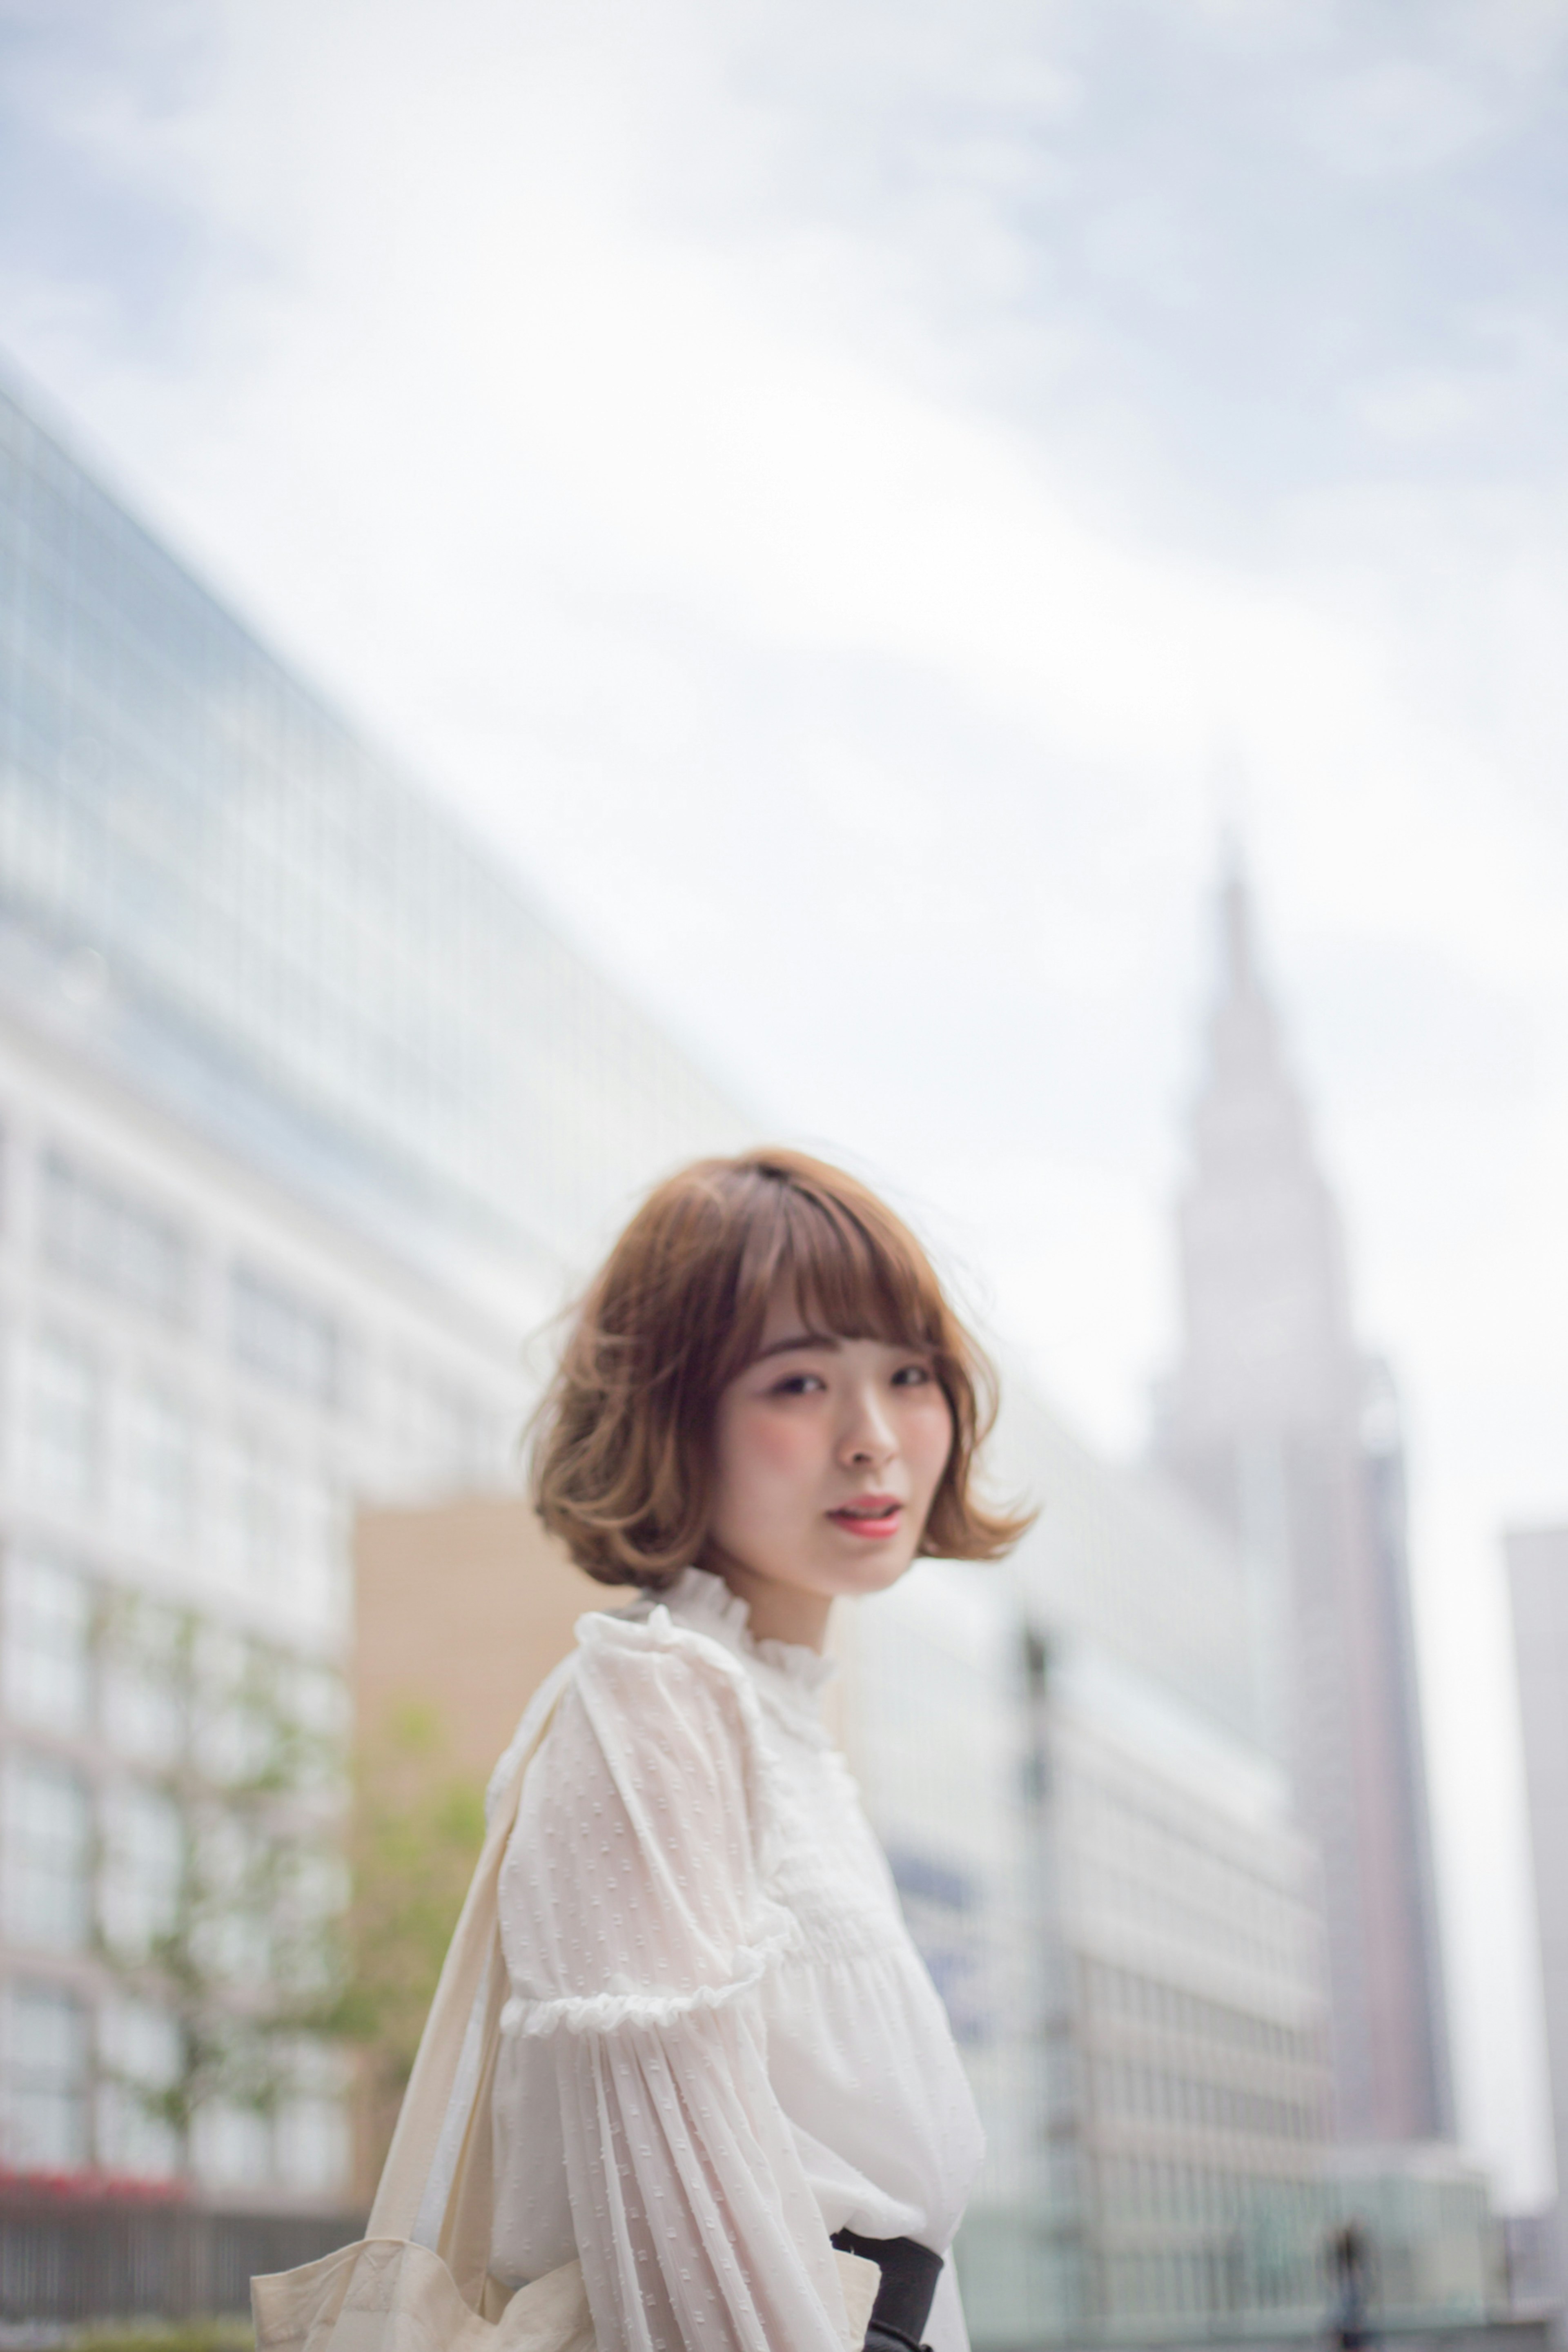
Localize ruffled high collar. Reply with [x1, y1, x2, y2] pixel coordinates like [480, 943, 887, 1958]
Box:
[642, 1567, 838, 1705]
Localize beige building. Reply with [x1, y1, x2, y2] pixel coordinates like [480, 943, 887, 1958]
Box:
[354, 1496, 630, 1785]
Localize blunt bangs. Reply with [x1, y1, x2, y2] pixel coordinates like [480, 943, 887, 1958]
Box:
[721, 1169, 945, 1384]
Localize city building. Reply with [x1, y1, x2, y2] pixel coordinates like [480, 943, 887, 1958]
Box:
[1506, 1523, 1568, 2327]
[1327, 2143, 1496, 2327]
[0, 367, 744, 2203]
[1152, 860, 1452, 2145]
[858, 1391, 1334, 2347]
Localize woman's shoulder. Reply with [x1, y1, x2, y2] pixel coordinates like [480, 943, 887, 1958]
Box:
[577, 1590, 751, 1678]
[569, 1597, 765, 1755]
[485, 1595, 757, 1822]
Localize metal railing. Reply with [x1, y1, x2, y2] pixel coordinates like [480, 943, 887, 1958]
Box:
[0, 2195, 363, 2321]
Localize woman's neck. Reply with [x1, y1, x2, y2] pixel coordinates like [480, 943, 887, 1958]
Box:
[710, 1556, 834, 1653]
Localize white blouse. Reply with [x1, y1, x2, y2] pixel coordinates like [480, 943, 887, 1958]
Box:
[484, 1568, 984, 2352]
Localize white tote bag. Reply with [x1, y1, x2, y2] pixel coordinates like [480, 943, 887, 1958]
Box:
[252, 1699, 880, 2352]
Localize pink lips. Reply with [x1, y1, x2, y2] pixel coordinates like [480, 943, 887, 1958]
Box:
[829, 1494, 904, 1539]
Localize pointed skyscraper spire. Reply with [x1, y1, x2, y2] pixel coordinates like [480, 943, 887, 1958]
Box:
[1164, 849, 1354, 1444]
[1217, 831, 1256, 1000]
[1155, 853, 1452, 2145]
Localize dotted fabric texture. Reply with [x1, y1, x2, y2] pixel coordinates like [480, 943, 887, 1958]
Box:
[487, 1570, 983, 2352]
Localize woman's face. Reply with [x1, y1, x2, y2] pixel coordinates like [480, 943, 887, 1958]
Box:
[702, 1284, 955, 1648]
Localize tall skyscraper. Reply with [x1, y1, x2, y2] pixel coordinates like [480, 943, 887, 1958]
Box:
[1153, 859, 1451, 2144]
[1505, 1525, 1568, 2311]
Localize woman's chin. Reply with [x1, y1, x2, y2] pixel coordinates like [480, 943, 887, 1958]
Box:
[821, 1545, 919, 1599]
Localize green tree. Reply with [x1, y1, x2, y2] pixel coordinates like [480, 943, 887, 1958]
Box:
[96, 1596, 347, 2176]
[325, 1701, 486, 2183]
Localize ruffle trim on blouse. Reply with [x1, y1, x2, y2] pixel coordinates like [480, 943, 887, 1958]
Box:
[667, 1568, 838, 1693]
[619, 1567, 837, 1698]
[584, 1584, 834, 1762]
[498, 1909, 797, 2040]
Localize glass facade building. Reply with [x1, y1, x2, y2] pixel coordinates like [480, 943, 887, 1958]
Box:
[0, 374, 745, 1322]
[0, 371, 745, 2201]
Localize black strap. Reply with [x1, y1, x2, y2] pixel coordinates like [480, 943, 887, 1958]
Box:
[831, 2229, 943, 2352]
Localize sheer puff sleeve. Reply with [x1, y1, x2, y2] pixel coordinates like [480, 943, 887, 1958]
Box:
[494, 1606, 856, 2352]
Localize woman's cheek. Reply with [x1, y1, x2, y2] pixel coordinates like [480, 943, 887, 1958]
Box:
[744, 1408, 822, 1477]
[909, 1394, 955, 1490]
[725, 1406, 828, 1510]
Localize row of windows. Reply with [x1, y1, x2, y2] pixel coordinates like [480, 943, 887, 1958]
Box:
[0, 1976, 347, 2195]
[1082, 1958, 1320, 2069]
[40, 1140, 346, 1403]
[30, 1140, 511, 1479]
[1094, 2150, 1319, 2237]
[0, 657, 512, 1073]
[3, 1749, 180, 1956]
[1090, 2051, 1319, 2143]
[1069, 1763, 1300, 1919]
[1067, 1816, 1303, 1984]
[2, 1739, 341, 1980]
[2, 1552, 345, 1774]
[1095, 2234, 1324, 2325]
[6, 1321, 512, 1598]
[7, 1333, 346, 1618]
[230, 1263, 342, 1408]
[41, 1147, 189, 1325]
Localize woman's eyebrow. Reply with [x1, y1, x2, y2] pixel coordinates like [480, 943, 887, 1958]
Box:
[752, 1330, 841, 1362]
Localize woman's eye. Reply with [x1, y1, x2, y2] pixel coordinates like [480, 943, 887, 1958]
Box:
[892, 1362, 931, 1387]
[772, 1372, 825, 1396]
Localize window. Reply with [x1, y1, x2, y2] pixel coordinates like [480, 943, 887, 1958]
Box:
[275, 2095, 349, 2196]
[2, 1552, 91, 1732]
[195, 1803, 271, 1988]
[0, 1980, 89, 2169]
[2, 1755, 91, 1950]
[295, 1472, 344, 1629]
[101, 1599, 185, 1767]
[274, 2040, 349, 2197]
[40, 1149, 189, 1323]
[193, 2098, 271, 2191]
[192, 1625, 259, 1782]
[119, 1383, 194, 1556]
[290, 1660, 348, 1744]
[231, 1265, 342, 1408]
[229, 1429, 290, 1592]
[97, 1995, 179, 2177]
[386, 1361, 507, 1495]
[24, 1329, 102, 1507]
[101, 1783, 183, 1956]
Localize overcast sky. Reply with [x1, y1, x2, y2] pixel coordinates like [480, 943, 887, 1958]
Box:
[4, 0, 1567, 2201]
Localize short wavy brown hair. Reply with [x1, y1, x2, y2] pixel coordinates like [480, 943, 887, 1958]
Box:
[530, 1147, 1032, 1587]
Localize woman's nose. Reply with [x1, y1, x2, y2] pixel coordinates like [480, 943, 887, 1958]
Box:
[841, 1390, 896, 1466]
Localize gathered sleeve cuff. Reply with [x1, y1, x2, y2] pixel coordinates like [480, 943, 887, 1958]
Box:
[496, 1606, 855, 2352]
[499, 1913, 793, 2038]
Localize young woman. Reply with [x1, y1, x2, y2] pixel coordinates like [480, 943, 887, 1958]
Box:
[473, 1149, 1028, 2352]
